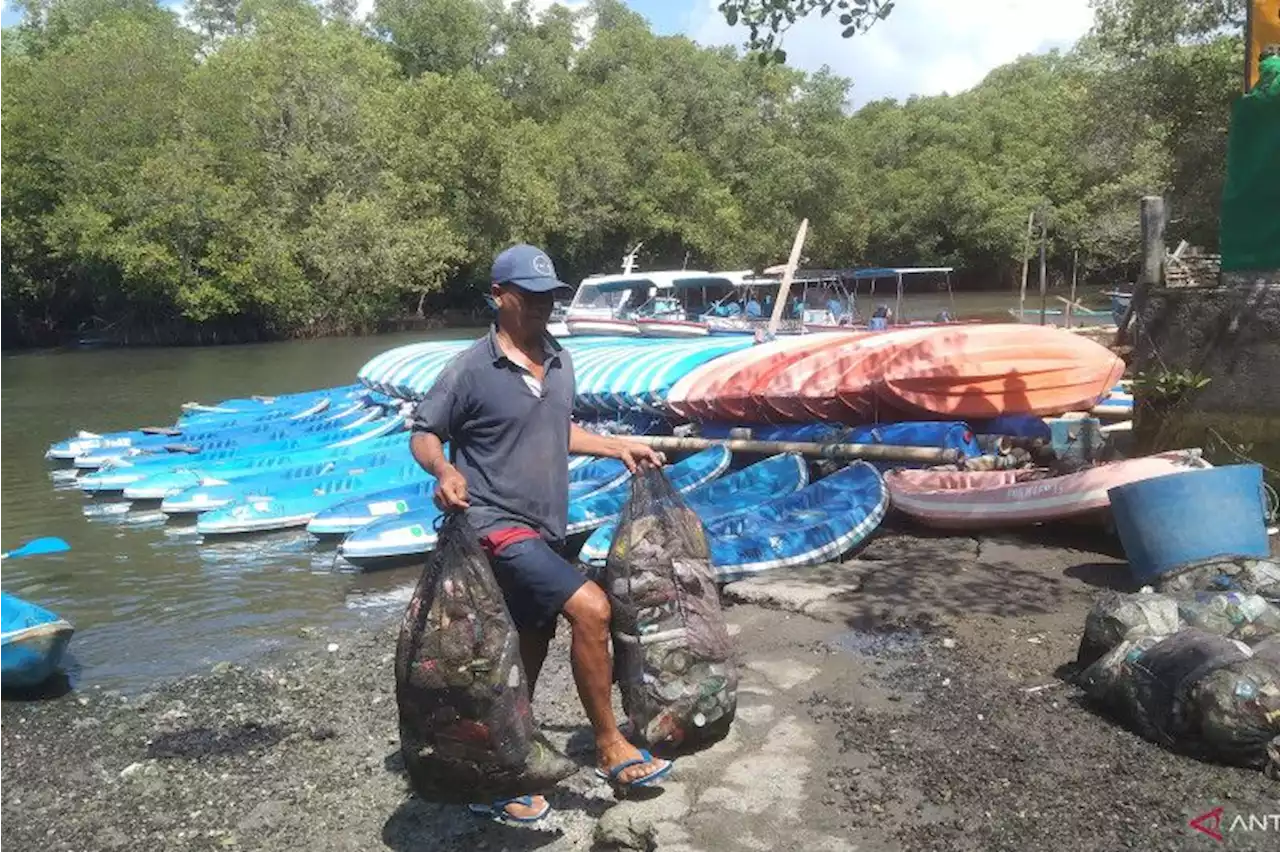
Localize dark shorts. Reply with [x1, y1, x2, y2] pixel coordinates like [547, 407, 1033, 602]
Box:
[487, 537, 587, 634]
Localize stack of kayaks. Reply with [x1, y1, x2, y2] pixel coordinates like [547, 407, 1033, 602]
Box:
[338, 447, 732, 566]
[665, 324, 1125, 424]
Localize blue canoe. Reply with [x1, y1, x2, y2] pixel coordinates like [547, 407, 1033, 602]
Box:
[1, 592, 74, 689]
[306, 456, 630, 537]
[161, 447, 414, 515]
[195, 462, 432, 535]
[77, 415, 407, 492]
[338, 447, 731, 566]
[565, 446, 732, 535]
[705, 461, 889, 583]
[122, 432, 412, 500]
[578, 452, 810, 566]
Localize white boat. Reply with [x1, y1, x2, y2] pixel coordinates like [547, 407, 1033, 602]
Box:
[565, 270, 751, 338]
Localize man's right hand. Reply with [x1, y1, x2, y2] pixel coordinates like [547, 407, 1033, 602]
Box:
[434, 465, 470, 512]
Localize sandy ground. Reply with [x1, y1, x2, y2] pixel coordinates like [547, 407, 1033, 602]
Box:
[4, 525, 1279, 851]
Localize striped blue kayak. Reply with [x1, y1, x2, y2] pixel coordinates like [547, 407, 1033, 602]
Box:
[47, 395, 366, 461]
[196, 462, 432, 535]
[1, 592, 74, 689]
[121, 433, 412, 500]
[339, 447, 730, 566]
[1091, 383, 1133, 418]
[176, 383, 365, 419]
[579, 452, 810, 566]
[77, 415, 406, 492]
[706, 461, 889, 582]
[566, 446, 732, 535]
[162, 447, 415, 515]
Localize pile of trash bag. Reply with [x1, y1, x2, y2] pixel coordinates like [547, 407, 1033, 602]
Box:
[1153, 556, 1280, 600]
[605, 466, 738, 751]
[394, 512, 576, 803]
[1075, 558, 1280, 773]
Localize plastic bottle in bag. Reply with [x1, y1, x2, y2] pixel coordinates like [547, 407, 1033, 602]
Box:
[605, 466, 738, 751]
[394, 512, 576, 803]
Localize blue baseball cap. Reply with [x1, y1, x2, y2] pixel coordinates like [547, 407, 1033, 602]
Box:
[490, 243, 570, 293]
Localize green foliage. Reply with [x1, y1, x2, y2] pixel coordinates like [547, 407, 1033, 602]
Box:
[0, 0, 1251, 346]
[1132, 367, 1213, 400]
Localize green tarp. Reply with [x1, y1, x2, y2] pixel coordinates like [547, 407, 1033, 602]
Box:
[1220, 56, 1280, 272]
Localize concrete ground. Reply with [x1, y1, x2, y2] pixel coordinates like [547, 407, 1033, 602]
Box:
[3, 527, 1278, 851]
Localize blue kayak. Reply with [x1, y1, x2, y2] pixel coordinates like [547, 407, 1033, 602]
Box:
[77, 415, 407, 492]
[121, 433, 412, 499]
[565, 446, 731, 535]
[196, 462, 432, 535]
[1, 592, 74, 689]
[338, 448, 730, 566]
[44, 394, 360, 460]
[176, 383, 365, 419]
[705, 461, 889, 583]
[579, 452, 809, 566]
[73, 405, 386, 469]
[161, 447, 414, 515]
[307, 456, 629, 537]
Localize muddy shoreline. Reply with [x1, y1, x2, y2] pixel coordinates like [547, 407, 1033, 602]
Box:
[4, 529, 1278, 851]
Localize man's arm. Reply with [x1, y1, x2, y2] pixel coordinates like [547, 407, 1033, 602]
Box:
[569, 423, 665, 472]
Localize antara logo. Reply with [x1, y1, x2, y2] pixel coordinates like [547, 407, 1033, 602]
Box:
[1189, 806, 1280, 842]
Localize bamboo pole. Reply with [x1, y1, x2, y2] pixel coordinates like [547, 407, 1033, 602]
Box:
[1018, 209, 1034, 320]
[767, 218, 809, 337]
[629, 434, 961, 465]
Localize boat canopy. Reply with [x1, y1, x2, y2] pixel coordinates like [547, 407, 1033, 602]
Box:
[589, 271, 748, 294]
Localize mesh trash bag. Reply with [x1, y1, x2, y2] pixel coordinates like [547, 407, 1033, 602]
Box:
[1156, 557, 1280, 601]
[1077, 591, 1182, 668]
[1080, 629, 1253, 751]
[394, 512, 576, 803]
[1189, 657, 1280, 770]
[605, 466, 738, 751]
[1176, 592, 1280, 644]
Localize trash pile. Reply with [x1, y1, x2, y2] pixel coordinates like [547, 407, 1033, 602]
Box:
[394, 512, 576, 802]
[605, 467, 739, 751]
[1075, 556, 1280, 774]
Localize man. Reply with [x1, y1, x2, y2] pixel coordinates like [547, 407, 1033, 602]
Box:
[409, 244, 673, 826]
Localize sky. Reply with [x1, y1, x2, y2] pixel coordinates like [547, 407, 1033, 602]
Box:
[3, 0, 1099, 107]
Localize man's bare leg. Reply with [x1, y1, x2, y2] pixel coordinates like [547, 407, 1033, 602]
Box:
[561, 582, 669, 785]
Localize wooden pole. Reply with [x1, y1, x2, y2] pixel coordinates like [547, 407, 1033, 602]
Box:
[1018, 209, 1034, 321]
[766, 218, 809, 338]
[1037, 216, 1048, 326]
[629, 434, 961, 465]
[1118, 195, 1165, 345]
[1067, 249, 1078, 328]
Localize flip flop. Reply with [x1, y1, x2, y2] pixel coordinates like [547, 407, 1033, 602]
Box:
[467, 796, 551, 825]
[595, 749, 673, 791]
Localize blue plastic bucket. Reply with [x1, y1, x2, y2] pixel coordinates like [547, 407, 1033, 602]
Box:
[1108, 464, 1270, 585]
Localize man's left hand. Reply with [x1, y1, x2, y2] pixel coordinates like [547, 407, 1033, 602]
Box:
[618, 443, 666, 472]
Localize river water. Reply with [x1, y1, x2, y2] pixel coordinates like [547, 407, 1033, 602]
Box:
[0, 288, 1110, 693]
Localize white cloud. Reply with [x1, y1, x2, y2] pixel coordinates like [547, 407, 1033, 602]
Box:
[686, 0, 1096, 107]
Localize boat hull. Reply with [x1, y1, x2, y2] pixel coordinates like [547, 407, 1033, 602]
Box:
[566, 318, 640, 337]
[1, 593, 74, 689]
[884, 450, 1209, 530]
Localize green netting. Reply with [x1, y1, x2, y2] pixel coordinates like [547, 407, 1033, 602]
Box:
[1220, 56, 1280, 272]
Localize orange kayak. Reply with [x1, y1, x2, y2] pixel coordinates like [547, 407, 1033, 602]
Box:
[864, 324, 1125, 418]
[711, 333, 855, 422]
[754, 328, 932, 423]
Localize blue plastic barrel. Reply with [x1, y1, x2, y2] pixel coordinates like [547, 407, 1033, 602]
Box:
[1108, 464, 1270, 585]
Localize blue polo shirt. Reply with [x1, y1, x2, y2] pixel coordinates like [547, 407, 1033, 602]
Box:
[411, 327, 575, 542]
